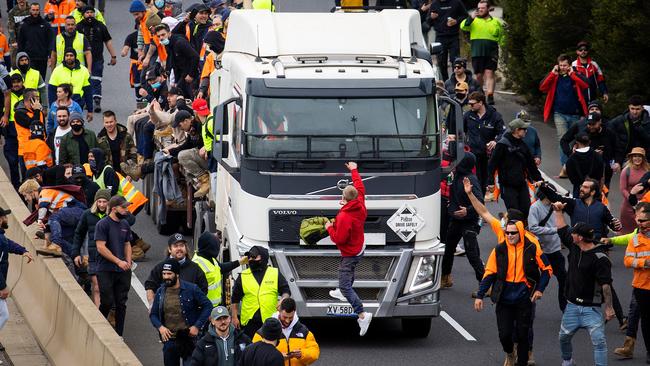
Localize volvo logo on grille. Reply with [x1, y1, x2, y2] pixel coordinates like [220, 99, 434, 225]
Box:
[272, 210, 297, 215]
[336, 179, 350, 191]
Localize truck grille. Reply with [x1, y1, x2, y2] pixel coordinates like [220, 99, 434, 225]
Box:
[303, 287, 381, 302]
[289, 256, 394, 280]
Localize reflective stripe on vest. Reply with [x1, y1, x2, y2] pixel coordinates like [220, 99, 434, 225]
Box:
[116, 172, 148, 213]
[9, 92, 23, 122]
[192, 255, 222, 306]
[10, 69, 39, 89]
[240, 267, 278, 326]
[56, 32, 85, 66]
[39, 189, 73, 210]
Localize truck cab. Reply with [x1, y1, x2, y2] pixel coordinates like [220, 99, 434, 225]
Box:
[209, 9, 463, 337]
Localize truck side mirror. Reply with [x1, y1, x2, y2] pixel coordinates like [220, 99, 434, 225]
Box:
[212, 97, 242, 160]
[437, 95, 465, 174]
[430, 42, 443, 55]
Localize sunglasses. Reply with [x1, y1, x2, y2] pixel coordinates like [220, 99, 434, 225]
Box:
[468, 102, 478, 106]
[453, 65, 464, 69]
[577, 48, 588, 52]
[505, 231, 519, 235]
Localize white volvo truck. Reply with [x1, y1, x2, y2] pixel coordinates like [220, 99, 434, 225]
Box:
[207, 9, 464, 337]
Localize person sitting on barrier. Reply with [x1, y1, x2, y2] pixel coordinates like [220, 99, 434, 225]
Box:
[144, 233, 208, 307]
[17, 178, 86, 226]
[0, 207, 33, 334]
[149, 258, 212, 366]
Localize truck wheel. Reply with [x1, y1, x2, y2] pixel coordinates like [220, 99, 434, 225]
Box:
[401, 318, 432, 338]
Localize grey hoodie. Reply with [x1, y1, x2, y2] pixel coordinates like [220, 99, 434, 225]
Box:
[208, 323, 237, 366]
[14, 51, 47, 104]
[527, 199, 562, 254]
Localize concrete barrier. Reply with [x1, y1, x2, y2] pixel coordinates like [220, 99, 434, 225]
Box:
[0, 169, 142, 366]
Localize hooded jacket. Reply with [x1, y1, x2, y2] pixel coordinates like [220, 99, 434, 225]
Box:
[444, 69, 481, 95]
[571, 57, 607, 103]
[12, 52, 48, 103]
[426, 0, 467, 36]
[565, 147, 604, 189]
[609, 110, 650, 165]
[89, 147, 119, 196]
[196, 232, 241, 275]
[71, 201, 109, 257]
[252, 312, 320, 366]
[487, 133, 542, 187]
[559, 119, 615, 162]
[190, 323, 250, 366]
[327, 168, 367, 256]
[448, 152, 482, 222]
[47, 58, 93, 109]
[17, 14, 53, 60]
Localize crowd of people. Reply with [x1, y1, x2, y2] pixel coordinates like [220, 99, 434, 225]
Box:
[0, 0, 647, 365]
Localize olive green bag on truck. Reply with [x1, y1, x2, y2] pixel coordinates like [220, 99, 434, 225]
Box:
[299, 216, 332, 245]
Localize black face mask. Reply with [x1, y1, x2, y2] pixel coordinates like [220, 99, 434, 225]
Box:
[71, 124, 83, 132]
[249, 260, 265, 271]
[18, 63, 29, 73]
[456, 93, 466, 100]
[115, 212, 127, 219]
[1, 222, 8, 229]
[89, 160, 97, 172]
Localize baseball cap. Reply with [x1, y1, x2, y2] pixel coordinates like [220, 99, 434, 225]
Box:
[0, 207, 12, 217]
[167, 233, 186, 246]
[192, 98, 210, 116]
[587, 112, 601, 124]
[576, 40, 590, 50]
[571, 222, 596, 242]
[454, 81, 469, 93]
[72, 165, 86, 177]
[210, 305, 229, 319]
[162, 258, 181, 274]
[508, 118, 530, 130]
[108, 195, 131, 210]
[173, 110, 192, 128]
[145, 68, 160, 81]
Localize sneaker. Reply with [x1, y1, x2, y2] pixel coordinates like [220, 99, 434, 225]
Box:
[357, 312, 373, 336]
[454, 248, 466, 256]
[329, 288, 347, 301]
[561, 359, 575, 366]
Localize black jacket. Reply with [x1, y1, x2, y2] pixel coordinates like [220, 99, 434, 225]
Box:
[17, 15, 53, 60]
[191, 325, 251, 366]
[165, 34, 199, 81]
[557, 226, 612, 306]
[565, 148, 604, 188]
[238, 342, 284, 366]
[144, 258, 208, 294]
[169, 120, 203, 157]
[463, 106, 505, 155]
[488, 133, 542, 187]
[76, 17, 112, 61]
[188, 20, 212, 53]
[0, 230, 27, 290]
[427, 0, 467, 36]
[559, 119, 615, 162]
[448, 153, 482, 222]
[609, 110, 650, 164]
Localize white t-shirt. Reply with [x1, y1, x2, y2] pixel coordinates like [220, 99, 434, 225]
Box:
[54, 127, 71, 165]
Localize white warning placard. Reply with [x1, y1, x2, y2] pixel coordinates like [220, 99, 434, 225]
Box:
[386, 203, 425, 242]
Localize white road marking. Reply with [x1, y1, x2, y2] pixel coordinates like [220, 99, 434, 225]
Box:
[131, 271, 150, 310]
[440, 311, 477, 341]
[540, 171, 570, 196]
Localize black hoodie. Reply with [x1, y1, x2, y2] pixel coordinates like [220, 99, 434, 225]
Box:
[17, 15, 53, 60]
[566, 147, 604, 189]
[90, 147, 119, 196]
[196, 231, 240, 275]
[448, 152, 483, 222]
[488, 133, 542, 187]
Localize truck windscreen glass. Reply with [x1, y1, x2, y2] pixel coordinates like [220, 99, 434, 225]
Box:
[244, 95, 439, 159]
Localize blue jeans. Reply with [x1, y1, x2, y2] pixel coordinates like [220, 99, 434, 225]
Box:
[91, 60, 104, 100]
[626, 294, 639, 338]
[553, 112, 582, 165]
[559, 302, 607, 365]
[339, 255, 364, 315]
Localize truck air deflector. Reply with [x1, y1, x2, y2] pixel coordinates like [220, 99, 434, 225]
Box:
[246, 78, 433, 98]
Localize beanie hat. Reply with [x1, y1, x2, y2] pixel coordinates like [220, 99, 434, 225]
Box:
[69, 112, 85, 124]
[64, 48, 77, 57]
[94, 188, 112, 202]
[81, 5, 95, 13]
[162, 258, 181, 274]
[129, 0, 146, 13]
[259, 318, 283, 341]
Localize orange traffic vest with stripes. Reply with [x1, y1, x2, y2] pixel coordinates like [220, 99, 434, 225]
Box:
[17, 111, 45, 157]
[624, 233, 650, 290]
[23, 138, 53, 170]
[153, 35, 167, 63]
[38, 188, 74, 211]
[82, 163, 148, 213]
[129, 59, 142, 88]
[44, 0, 75, 29]
[139, 11, 153, 45]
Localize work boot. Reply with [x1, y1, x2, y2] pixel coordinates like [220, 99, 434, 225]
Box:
[441, 274, 453, 288]
[194, 173, 211, 198]
[614, 336, 636, 359]
[133, 238, 151, 253]
[503, 352, 515, 366]
[93, 96, 102, 113]
[527, 351, 535, 365]
[131, 246, 145, 262]
[558, 166, 568, 179]
[120, 161, 142, 181]
[36, 243, 63, 257]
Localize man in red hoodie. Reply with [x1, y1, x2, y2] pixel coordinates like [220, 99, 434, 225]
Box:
[325, 161, 373, 336]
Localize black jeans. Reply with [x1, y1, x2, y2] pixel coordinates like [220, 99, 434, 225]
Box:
[474, 152, 489, 194]
[545, 250, 567, 312]
[441, 220, 484, 282]
[436, 34, 460, 81]
[500, 184, 531, 218]
[496, 298, 533, 366]
[97, 270, 131, 336]
[633, 288, 650, 353]
[162, 340, 191, 366]
[440, 197, 449, 244]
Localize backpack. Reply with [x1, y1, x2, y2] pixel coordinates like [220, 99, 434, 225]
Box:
[299, 216, 331, 245]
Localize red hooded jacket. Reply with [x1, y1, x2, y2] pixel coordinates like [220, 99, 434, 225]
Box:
[539, 71, 589, 123]
[327, 169, 367, 257]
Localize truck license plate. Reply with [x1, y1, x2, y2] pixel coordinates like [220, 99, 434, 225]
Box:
[326, 304, 356, 317]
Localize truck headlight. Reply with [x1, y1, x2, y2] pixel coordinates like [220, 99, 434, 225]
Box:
[410, 292, 436, 304]
[408, 255, 436, 293]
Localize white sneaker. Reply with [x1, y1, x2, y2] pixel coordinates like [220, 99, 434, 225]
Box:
[329, 288, 347, 301]
[454, 248, 466, 256]
[357, 312, 373, 336]
[561, 359, 575, 366]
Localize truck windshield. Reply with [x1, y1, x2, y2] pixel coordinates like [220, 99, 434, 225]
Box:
[244, 95, 439, 159]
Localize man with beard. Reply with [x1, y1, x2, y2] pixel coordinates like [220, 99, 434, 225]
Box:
[193, 231, 248, 307]
[0, 207, 33, 334]
[16, 3, 53, 78]
[231, 246, 291, 339]
[46, 106, 72, 165]
[48, 48, 93, 118]
[145, 233, 208, 307]
[150, 258, 212, 366]
[51, 16, 91, 69]
[94, 195, 133, 336]
[10, 53, 47, 106]
[58, 112, 98, 165]
[190, 306, 251, 366]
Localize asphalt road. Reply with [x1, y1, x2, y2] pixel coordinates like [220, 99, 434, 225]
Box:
[2, 1, 648, 365]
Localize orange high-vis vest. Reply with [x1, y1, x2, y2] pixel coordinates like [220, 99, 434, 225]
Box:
[23, 139, 53, 170]
[153, 35, 167, 62]
[17, 111, 45, 156]
[44, 0, 75, 29]
[39, 188, 74, 211]
[139, 11, 153, 45]
[624, 233, 650, 290]
[116, 172, 148, 213]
